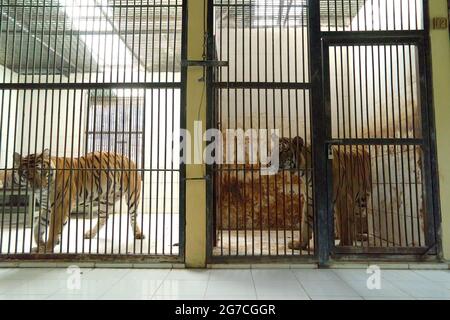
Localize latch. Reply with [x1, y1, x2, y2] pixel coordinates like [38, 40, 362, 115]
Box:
[328, 145, 334, 160]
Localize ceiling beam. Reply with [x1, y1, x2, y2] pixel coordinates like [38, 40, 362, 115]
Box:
[0, 8, 83, 75]
[93, 0, 147, 72]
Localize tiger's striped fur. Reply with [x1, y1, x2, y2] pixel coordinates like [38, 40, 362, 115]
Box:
[13, 150, 145, 253]
[277, 137, 371, 249]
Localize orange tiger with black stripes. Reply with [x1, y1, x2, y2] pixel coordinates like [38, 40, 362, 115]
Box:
[277, 136, 372, 249]
[13, 150, 145, 253]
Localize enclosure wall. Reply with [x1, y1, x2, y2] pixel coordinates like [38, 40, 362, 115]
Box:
[429, 0, 450, 260]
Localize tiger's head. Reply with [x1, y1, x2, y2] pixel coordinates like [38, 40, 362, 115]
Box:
[277, 136, 307, 173]
[13, 149, 54, 190]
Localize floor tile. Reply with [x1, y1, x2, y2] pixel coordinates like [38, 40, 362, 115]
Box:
[205, 295, 257, 300]
[106, 279, 163, 298]
[166, 270, 211, 281]
[309, 295, 363, 300]
[345, 280, 411, 298]
[414, 270, 450, 282]
[0, 280, 26, 294]
[0, 294, 49, 300]
[99, 292, 153, 300]
[0, 268, 14, 278]
[364, 296, 415, 300]
[205, 280, 256, 296]
[121, 269, 170, 281]
[2, 268, 92, 281]
[300, 280, 360, 297]
[209, 270, 252, 282]
[254, 280, 308, 297]
[257, 294, 310, 300]
[251, 270, 297, 282]
[381, 270, 429, 282]
[2, 268, 450, 301]
[155, 280, 208, 296]
[54, 279, 115, 296]
[333, 269, 372, 282]
[390, 281, 450, 299]
[416, 297, 450, 300]
[80, 268, 129, 281]
[153, 295, 204, 300]
[8, 279, 65, 295]
[47, 293, 101, 300]
[293, 269, 341, 282]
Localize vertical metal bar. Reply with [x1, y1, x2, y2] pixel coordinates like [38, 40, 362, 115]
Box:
[396, 44, 409, 246]
[310, 0, 328, 264]
[303, 0, 312, 255]
[13, 0, 28, 254]
[58, 0, 69, 254]
[255, 0, 263, 257]
[147, 1, 156, 255]
[162, 0, 172, 256]
[226, 0, 231, 256]
[417, 39, 437, 249]
[278, 1, 287, 256]
[241, 0, 247, 257]
[370, 45, 381, 248]
[233, 0, 239, 256]
[139, 0, 148, 256]
[179, 0, 187, 260]
[6, 0, 20, 254]
[64, 0, 79, 255]
[0, 0, 7, 254]
[270, 0, 277, 257]
[363, 44, 377, 248]
[378, 46, 392, 247]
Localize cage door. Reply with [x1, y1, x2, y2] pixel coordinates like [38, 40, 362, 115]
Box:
[322, 39, 437, 256]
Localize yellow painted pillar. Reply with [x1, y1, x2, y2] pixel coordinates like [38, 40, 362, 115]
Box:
[429, 0, 450, 260]
[184, 0, 207, 267]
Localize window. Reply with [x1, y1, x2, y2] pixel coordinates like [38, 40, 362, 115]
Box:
[86, 93, 144, 169]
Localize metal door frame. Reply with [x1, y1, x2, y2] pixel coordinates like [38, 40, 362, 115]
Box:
[206, 0, 321, 264]
[321, 33, 441, 262]
[206, 0, 441, 265]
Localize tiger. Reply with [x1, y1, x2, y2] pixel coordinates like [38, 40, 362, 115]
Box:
[277, 136, 371, 249]
[13, 150, 145, 253]
[0, 169, 24, 189]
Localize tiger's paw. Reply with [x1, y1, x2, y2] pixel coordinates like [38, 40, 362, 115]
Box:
[83, 232, 95, 239]
[288, 240, 308, 250]
[135, 233, 145, 240]
[32, 245, 48, 254]
[357, 233, 368, 241]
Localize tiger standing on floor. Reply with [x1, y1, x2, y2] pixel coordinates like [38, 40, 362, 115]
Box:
[277, 136, 372, 249]
[13, 150, 145, 253]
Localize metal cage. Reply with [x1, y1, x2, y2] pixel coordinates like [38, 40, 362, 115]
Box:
[207, 0, 439, 264]
[0, 0, 187, 263]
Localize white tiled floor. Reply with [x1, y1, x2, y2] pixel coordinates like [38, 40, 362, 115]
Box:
[1, 267, 450, 300]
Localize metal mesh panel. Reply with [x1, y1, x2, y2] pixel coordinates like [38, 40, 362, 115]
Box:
[0, 0, 185, 261]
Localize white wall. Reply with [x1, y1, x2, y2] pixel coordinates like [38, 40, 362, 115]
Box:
[216, 27, 311, 142]
[14, 81, 88, 159]
[0, 65, 19, 169]
[217, 0, 426, 246]
[142, 88, 181, 214]
[351, 0, 423, 31]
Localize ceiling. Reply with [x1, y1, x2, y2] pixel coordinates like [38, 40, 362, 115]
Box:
[213, 0, 364, 28]
[0, 0, 183, 77]
[0, 0, 363, 77]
